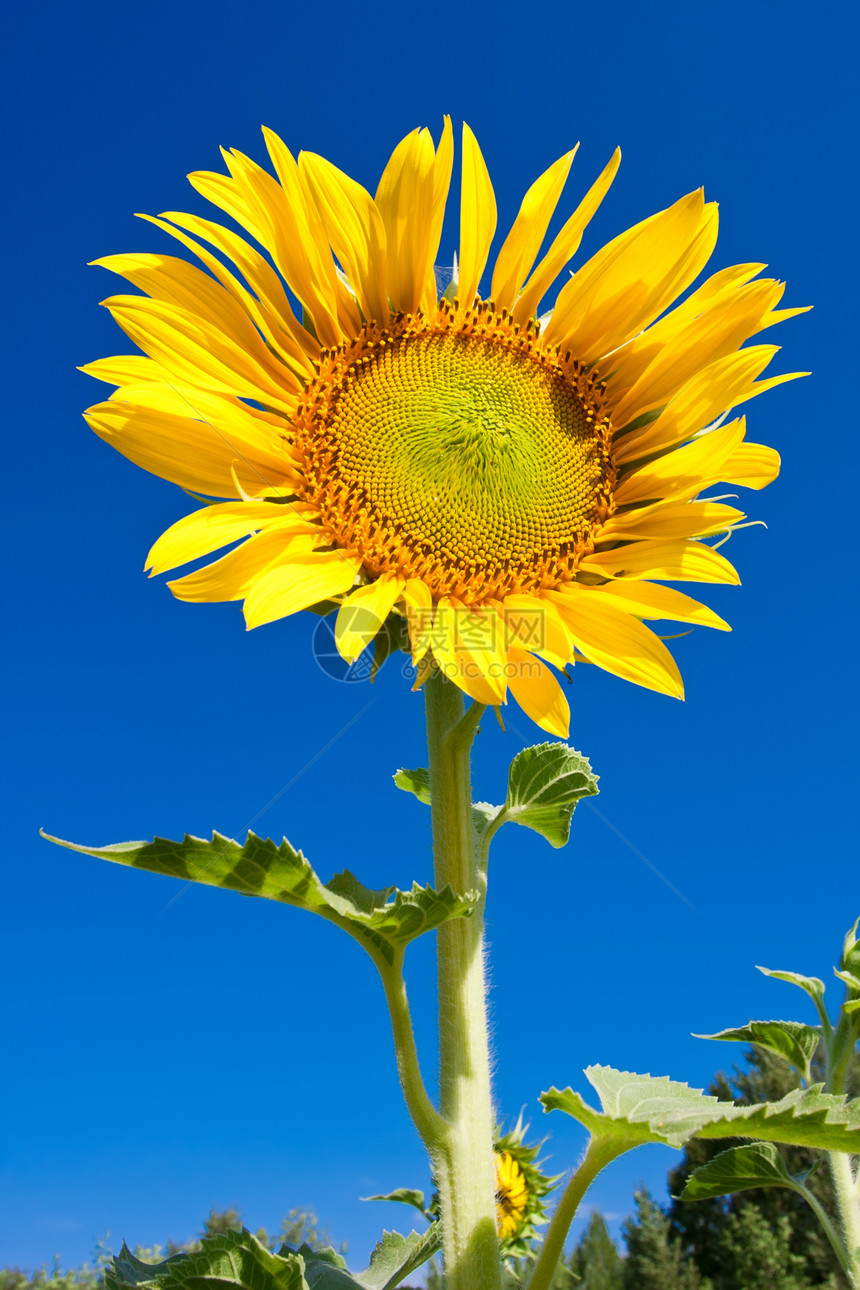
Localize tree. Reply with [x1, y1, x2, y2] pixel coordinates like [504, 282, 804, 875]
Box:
[567, 1212, 623, 1289]
[621, 1189, 708, 1289]
[721, 1206, 813, 1290]
[668, 1046, 859, 1288]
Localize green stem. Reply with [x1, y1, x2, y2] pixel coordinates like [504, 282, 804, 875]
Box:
[795, 1178, 853, 1282]
[828, 1150, 860, 1288]
[424, 668, 500, 1290]
[526, 1139, 624, 1290]
[375, 948, 450, 1155]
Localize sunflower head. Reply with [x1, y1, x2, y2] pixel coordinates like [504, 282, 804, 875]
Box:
[83, 119, 807, 736]
[494, 1118, 557, 1258]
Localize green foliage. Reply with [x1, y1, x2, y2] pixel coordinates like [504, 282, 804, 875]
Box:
[392, 769, 496, 840]
[567, 1213, 623, 1290]
[621, 1190, 708, 1290]
[669, 1046, 860, 1288]
[694, 1022, 821, 1083]
[494, 743, 599, 849]
[394, 742, 599, 852]
[541, 1064, 860, 1154]
[681, 1140, 821, 1200]
[0, 1253, 110, 1290]
[102, 1226, 439, 1290]
[359, 1193, 431, 1222]
[720, 1207, 811, 1290]
[42, 831, 476, 966]
[0, 1212, 343, 1290]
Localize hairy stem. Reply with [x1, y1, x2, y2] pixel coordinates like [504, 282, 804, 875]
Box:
[425, 668, 500, 1290]
[376, 948, 450, 1155]
[794, 1177, 853, 1282]
[526, 1139, 624, 1290]
[828, 1150, 860, 1287]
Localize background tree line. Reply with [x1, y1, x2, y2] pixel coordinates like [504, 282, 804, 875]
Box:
[4, 1047, 857, 1290]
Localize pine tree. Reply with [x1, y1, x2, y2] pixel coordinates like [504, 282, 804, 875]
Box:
[720, 1207, 812, 1290]
[567, 1212, 623, 1289]
[621, 1189, 708, 1289]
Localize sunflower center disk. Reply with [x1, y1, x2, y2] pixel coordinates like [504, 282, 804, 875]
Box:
[295, 310, 616, 600]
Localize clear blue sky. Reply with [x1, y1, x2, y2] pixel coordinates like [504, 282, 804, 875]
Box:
[3, 0, 857, 1274]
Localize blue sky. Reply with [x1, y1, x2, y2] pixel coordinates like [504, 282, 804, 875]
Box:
[3, 0, 857, 1274]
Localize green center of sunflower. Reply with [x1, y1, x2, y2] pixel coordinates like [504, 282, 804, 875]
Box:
[293, 304, 615, 600]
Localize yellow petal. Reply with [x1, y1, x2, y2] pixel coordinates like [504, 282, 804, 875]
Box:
[490, 148, 576, 311]
[597, 500, 746, 543]
[146, 502, 317, 575]
[335, 577, 406, 663]
[506, 648, 570, 737]
[260, 130, 362, 343]
[101, 294, 300, 410]
[375, 128, 436, 314]
[84, 391, 298, 498]
[458, 124, 497, 306]
[420, 117, 454, 312]
[432, 598, 507, 705]
[613, 345, 805, 464]
[550, 585, 684, 698]
[167, 528, 316, 602]
[720, 443, 781, 489]
[602, 263, 767, 394]
[512, 148, 621, 325]
[95, 251, 306, 391]
[158, 207, 316, 363]
[500, 593, 573, 668]
[546, 191, 718, 362]
[580, 538, 740, 585]
[80, 354, 173, 387]
[222, 144, 344, 345]
[137, 214, 317, 376]
[299, 151, 389, 325]
[607, 278, 787, 426]
[613, 417, 747, 507]
[580, 581, 730, 631]
[244, 551, 359, 629]
[401, 579, 434, 663]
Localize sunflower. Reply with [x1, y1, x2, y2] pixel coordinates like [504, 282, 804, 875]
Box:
[495, 1151, 529, 1241]
[83, 119, 806, 737]
[493, 1118, 556, 1256]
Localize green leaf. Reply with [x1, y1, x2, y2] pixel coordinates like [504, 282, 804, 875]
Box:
[840, 916, 860, 977]
[542, 1065, 860, 1154]
[298, 1229, 441, 1290]
[42, 830, 477, 966]
[757, 965, 826, 1003]
[360, 1190, 429, 1218]
[106, 1231, 307, 1290]
[393, 768, 431, 805]
[680, 1141, 819, 1202]
[471, 802, 503, 837]
[499, 743, 599, 848]
[104, 1228, 439, 1290]
[393, 769, 502, 839]
[694, 1020, 821, 1076]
